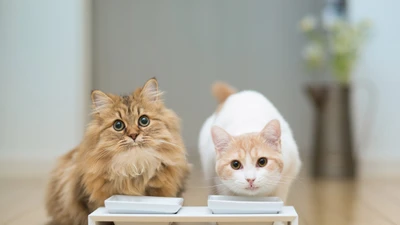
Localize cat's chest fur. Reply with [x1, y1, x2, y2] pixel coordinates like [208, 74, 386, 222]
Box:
[84, 148, 163, 206]
[109, 148, 162, 180]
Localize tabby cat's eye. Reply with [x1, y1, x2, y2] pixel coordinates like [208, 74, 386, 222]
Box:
[138, 115, 150, 127]
[231, 160, 242, 170]
[113, 120, 125, 131]
[257, 157, 268, 167]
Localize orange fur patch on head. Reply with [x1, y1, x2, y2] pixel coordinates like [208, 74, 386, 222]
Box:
[215, 133, 284, 179]
[46, 78, 190, 225]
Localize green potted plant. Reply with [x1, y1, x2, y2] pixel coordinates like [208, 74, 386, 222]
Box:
[299, 15, 371, 178]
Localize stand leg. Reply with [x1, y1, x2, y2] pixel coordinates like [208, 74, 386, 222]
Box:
[88, 219, 113, 225]
[289, 217, 299, 225]
[88, 217, 95, 225]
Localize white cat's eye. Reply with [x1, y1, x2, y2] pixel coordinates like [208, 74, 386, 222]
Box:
[138, 115, 150, 127]
[230, 160, 242, 170]
[257, 157, 268, 167]
[113, 120, 125, 131]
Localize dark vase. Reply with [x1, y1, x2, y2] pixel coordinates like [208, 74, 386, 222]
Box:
[306, 83, 356, 178]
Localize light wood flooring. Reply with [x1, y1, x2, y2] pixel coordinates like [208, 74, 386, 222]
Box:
[0, 161, 399, 225]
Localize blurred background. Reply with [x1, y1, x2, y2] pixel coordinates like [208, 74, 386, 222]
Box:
[0, 0, 399, 225]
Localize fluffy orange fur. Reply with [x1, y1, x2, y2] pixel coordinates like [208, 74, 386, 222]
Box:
[46, 78, 190, 225]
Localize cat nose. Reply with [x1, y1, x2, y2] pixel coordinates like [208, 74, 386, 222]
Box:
[246, 178, 255, 185]
[129, 133, 138, 141]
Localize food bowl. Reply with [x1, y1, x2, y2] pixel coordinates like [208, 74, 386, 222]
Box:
[105, 195, 183, 214]
[207, 195, 283, 214]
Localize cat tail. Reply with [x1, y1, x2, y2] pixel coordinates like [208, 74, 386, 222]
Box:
[211, 81, 236, 104]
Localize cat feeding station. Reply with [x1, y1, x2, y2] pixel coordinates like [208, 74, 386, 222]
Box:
[88, 195, 299, 225]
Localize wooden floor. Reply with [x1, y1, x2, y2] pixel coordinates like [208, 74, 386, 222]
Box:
[0, 166, 399, 225]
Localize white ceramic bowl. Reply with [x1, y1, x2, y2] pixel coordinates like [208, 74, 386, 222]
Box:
[104, 195, 183, 214]
[208, 195, 283, 214]
[114, 222, 171, 225]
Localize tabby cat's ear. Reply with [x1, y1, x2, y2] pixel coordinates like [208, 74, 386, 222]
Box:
[260, 119, 281, 150]
[141, 78, 160, 102]
[91, 90, 113, 112]
[211, 126, 232, 153]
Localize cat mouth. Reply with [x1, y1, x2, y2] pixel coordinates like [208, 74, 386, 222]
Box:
[245, 186, 259, 191]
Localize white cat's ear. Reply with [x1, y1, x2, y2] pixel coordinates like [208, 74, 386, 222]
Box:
[211, 126, 232, 153]
[91, 90, 113, 112]
[141, 77, 161, 102]
[261, 119, 281, 150]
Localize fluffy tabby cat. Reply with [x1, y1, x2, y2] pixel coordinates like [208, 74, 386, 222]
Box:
[199, 82, 301, 202]
[46, 78, 190, 225]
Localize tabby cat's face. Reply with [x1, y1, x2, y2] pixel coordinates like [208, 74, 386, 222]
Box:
[88, 78, 181, 177]
[93, 94, 169, 151]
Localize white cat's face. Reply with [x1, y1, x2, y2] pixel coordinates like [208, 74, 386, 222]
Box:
[212, 120, 284, 196]
[218, 153, 283, 196]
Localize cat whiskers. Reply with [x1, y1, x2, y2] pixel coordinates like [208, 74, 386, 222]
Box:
[225, 182, 241, 192]
[267, 174, 307, 185]
[92, 140, 129, 164]
[256, 176, 297, 187]
[156, 139, 181, 148]
[141, 137, 182, 149]
[138, 136, 153, 148]
[257, 177, 284, 184]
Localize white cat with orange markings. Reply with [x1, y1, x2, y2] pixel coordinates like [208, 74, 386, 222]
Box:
[198, 82, 301, 202]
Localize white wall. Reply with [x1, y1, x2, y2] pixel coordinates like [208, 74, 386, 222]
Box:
[0, 0, 91, 177]
[93, 0, 324, 157]
[349, 0, 400, 177]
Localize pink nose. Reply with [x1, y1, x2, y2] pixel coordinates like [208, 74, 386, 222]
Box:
[246, 179, 255, 185]
[129, 133, 138, 141]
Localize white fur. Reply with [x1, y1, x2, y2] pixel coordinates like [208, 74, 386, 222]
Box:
[199, 90, 301, 201]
